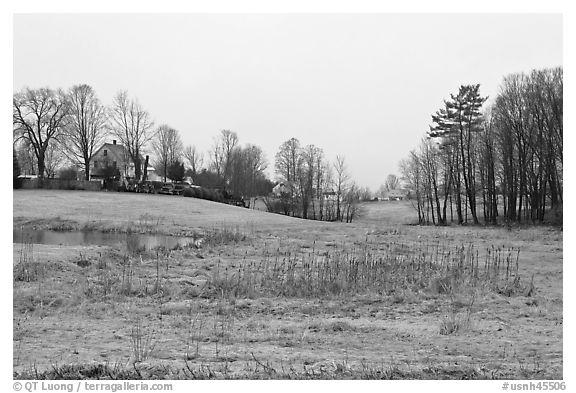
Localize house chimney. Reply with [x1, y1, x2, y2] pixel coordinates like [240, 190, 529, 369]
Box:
[113, 140, 117, 145]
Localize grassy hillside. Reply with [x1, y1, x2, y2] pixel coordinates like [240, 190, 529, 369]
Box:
[12, 190, 563, 379]
[13, 189, 319, 235]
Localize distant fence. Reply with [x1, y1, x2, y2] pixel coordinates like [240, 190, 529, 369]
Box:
[21, 178, 102, 191]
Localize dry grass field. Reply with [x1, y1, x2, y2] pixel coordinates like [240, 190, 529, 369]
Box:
[12, 190, 563, 379]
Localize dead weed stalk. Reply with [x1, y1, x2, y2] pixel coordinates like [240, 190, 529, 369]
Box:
[130, 319, 156, 364]
[206, 240, 527, 299]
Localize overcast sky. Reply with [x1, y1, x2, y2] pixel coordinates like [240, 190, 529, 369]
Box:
[13, 13, 562, 190]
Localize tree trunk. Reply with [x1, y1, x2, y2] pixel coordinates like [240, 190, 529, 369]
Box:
[134, 155, 142, 182]
[37, 151, 46, 179]
[142, 155, 149, 182]
[84, 156, 91, 181]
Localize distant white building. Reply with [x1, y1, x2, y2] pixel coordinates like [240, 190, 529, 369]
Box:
[382, 189, 409, 201]
[145, 166, 161, 182]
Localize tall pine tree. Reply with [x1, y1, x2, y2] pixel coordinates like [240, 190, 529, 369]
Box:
[429, 85, 487, 224]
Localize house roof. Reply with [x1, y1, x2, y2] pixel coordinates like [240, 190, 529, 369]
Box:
[93, 142, 128, 162]
[92, 142, 144, 163]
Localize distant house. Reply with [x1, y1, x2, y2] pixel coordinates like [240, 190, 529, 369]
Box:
[90, 140, 130, 181]
[90, 140, 152, 183]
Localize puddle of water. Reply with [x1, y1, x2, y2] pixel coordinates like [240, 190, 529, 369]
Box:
[13, 229, 195, 251]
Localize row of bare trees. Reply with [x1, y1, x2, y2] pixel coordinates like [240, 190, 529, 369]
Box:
[13, 86, 155, 181]
[273, 138, 361, 222]
[492, 68, 563, 223]
[200, 129, 272, 197]
[13, 85, 273, 197]
[401, 67, 562, 225]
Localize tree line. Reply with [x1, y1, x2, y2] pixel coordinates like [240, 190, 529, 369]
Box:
[13, 85, 273, 198]
[400, 67, 562, 225]
[13, 83, 403, 221]
[271, 137, 362, 222]
[13, 86, 152, 181]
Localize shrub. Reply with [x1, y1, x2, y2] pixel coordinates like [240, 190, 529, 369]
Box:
[167, 161, 185, 182]
[180, 185, 234, 204]
[213, 190, 225, 202]
[205, 189, 217, 201]
[183, 188, 195, 198]
[58, 166, 79, 181]
[203, 189, 214, 201]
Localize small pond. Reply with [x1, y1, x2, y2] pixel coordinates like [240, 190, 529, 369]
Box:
[13, 229, 195, 251]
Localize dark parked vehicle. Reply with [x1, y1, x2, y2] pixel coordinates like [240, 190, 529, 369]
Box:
[172, 182, 192, 195]
[137, 181, 159, 194]
[159, 183, 175, 195]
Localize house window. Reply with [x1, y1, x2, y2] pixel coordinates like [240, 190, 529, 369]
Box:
[113, 161, 117, 168]
[103, 150, 108, 156]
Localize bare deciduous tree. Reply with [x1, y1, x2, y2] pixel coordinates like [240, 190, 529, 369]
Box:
[243, 144, 269, 196]
[44, 143, 66, 178]
[109, 91, 155, 181]
[274, 138, 302, 216]
[275, 138, 301, 184]
[152, 125, 183, 182]
[399, 151, 425, 224]
[333, 154, 349, 221]
[343, 182, 362, 223]
[13, 87, 69, 178]
[62, 84, 108, 180]
[228, 144, 269, 198]
[183, 145, 204, 177]
[357, 186, 372, 201]
[15, 140, 37, 177]
[297, 144, 323, 219]
[384, 174, 400, 191]
[211, 129, 239, 187]
[316, 157, 333, 221]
